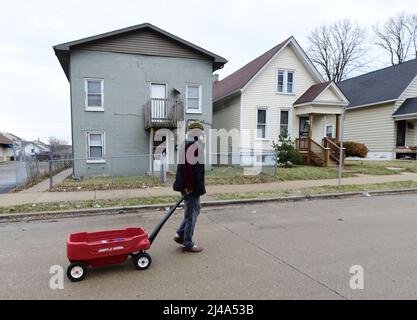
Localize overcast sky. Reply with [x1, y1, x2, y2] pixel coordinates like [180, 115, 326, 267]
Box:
[0, 0, 416, 143]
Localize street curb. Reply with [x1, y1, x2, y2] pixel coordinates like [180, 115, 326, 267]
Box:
[1, 188, 417, 223]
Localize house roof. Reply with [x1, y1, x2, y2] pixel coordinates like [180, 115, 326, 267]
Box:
[0, 133, 13, 146]
[213, 38, 291, 102]
[338, 59, 417, 109]
[53, 22, 228, 79]
[393, 97, 417, 117]
[213, 36, 324, 103]
[293, 81, 333, 105]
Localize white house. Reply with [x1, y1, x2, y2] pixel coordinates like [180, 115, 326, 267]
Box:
[23, 140, 50, 157]
[212, 37, 349, 167]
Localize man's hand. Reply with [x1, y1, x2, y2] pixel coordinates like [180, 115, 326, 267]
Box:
[184, 188, 192, 194]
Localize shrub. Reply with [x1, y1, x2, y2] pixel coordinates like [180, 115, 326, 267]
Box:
[272, 128, 303, 167]
[344, 141, 368, 158]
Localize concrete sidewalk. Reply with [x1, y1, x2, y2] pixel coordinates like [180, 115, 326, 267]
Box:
[1, 171, 417, 207]
[20, 168, 73, 193]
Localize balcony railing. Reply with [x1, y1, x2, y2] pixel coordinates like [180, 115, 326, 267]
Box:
[144, 98, 184, 130]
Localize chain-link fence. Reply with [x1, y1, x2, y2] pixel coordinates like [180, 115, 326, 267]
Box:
[45, 151, 278, 191]
[13, 141, 72, 191]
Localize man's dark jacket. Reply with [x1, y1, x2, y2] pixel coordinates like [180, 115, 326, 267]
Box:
[173, 140, 206, 196]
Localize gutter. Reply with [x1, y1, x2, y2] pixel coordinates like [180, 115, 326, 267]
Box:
[346, 99, 397, 111]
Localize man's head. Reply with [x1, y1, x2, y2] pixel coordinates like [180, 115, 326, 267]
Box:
[187, 121, 205, 142]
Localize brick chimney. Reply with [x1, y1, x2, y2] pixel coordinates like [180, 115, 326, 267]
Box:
[213, 74, 219, 83]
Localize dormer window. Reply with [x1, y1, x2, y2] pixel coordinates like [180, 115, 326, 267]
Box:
[277, 70, 295, 94]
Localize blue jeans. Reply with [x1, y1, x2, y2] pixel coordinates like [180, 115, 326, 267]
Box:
[177, 193, 201, 248]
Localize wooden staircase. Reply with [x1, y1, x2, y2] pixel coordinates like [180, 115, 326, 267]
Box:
[295, 137, 345, 167]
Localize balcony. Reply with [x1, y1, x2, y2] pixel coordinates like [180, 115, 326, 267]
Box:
[144, 98, 184, 130]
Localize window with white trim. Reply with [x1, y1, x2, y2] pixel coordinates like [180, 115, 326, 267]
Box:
[87, 132, 105, 161]
[85, 79, 104, 110]
[277, 70, 295, 94]
[280, 110, 289, 135]
[256, 108, 268, 139]
[326, 125, 334, 139]
[186, 85, 202, 113]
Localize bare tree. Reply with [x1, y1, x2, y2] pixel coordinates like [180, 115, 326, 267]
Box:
[308, 19, 367, 82]
[374, 13, 417, 65]
[48, 136, 69, 152]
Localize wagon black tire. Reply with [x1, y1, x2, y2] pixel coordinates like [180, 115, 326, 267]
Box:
[67, 262, 87, 282]
[133, 252, 152, 270]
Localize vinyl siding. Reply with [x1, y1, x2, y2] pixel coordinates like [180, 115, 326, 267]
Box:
[76, 29, 211, 62]
[317, 87, 340, 101]
[395, 76, 417, 109]
[344, 103, 396, 152]
[241, 45, 317, 150]
[212, 95, 241, 164]
[70, 50, 213, 176]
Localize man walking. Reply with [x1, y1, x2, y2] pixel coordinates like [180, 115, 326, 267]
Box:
[173, 122, 206, 253]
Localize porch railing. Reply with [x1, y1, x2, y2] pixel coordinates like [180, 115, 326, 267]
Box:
[144, 98, 184, 130]
[295, 138, 331, 167]
[322, 137, 346, 166]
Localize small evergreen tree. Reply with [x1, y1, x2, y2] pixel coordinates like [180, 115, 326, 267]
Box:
[272, 128, 303, 168]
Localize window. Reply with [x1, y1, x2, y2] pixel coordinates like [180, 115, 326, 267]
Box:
[256, 108, 268, 139]
[280, 110, 289, 135]
[87, 132, 105, 162]
[277, 71, 284, 93]
[85, 79, 104, 110]
[186, 85, 202, 113]
[287, 71, 294, 93]
[277, 70, 295, 94]
[326, 125, 334, 139]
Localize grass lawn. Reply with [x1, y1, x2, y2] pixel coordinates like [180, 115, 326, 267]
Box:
[51, 160, 417, 191]
[2, 180, 417, 215]
[214, 180, 417, 200]
[345, 160, 417, 174]
[205, 165, 354, 185]
[51, 175, 162, 192]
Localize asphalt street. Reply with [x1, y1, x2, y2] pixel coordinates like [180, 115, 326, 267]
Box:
[1, 193, 417, 299]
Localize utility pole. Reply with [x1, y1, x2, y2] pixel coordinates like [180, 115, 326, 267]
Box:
[338, 107, 346, 187]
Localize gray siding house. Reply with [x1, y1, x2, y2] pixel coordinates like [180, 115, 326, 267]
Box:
[54, 23, 227, 177]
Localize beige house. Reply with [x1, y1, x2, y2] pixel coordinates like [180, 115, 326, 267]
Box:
[212, 37, 349, 167]
[338, 59, 417, 160]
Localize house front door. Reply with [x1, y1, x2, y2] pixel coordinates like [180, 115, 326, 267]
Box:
[150, 83, 167, 119]
[396, 120, 406, 147]
[299, 116, 309, 139]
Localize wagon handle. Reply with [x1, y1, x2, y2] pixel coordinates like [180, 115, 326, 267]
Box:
[148, 195, 186, 244]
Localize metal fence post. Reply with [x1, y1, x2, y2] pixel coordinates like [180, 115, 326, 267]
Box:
[111, 157, 114, 185]
[49, 160, 53, 191]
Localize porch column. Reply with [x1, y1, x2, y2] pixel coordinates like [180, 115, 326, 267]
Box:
[149, 128, 154, 175]
[308, 113, 313, 164]
[336, 114, 340, 142]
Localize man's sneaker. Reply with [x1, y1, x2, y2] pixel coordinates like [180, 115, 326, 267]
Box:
[184, 245, 204, 253]
[174, 236, 184, 245]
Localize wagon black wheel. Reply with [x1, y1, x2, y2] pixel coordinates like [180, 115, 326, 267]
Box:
[67, 262, 87, 282]
[133, 252, 152, 270]
[129, 251, 140, 258]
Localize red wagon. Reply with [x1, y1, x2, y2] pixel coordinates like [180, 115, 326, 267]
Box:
[66, 196, 184, 282]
